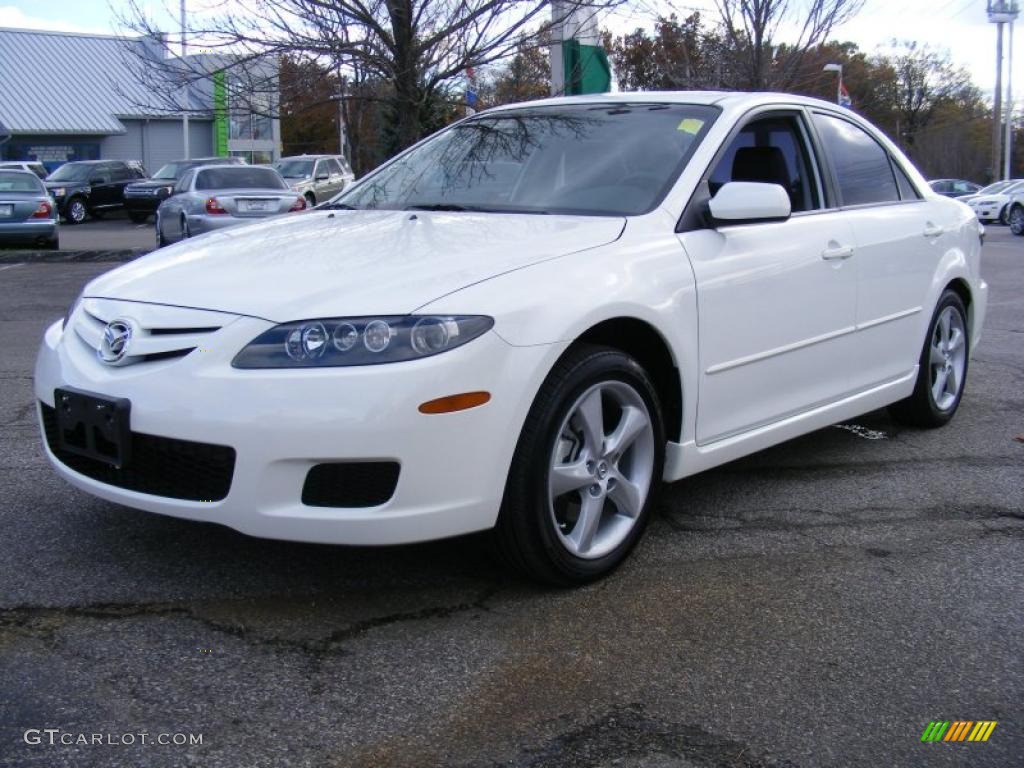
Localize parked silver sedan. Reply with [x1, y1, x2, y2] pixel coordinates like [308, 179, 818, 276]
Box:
[155, 165, 305, 246]
[0, 169, 59, 249]
[273, 155, 354, 206]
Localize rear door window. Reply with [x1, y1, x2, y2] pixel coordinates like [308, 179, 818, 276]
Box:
[813, 113, 900, 206]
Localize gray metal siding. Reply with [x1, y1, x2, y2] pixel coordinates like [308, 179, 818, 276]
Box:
[140, 120, 214, 172]
[101, 122, 145, 163]
[0, 29, 171, 134]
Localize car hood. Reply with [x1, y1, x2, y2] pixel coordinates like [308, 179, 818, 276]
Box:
[85, 209, 625, 321]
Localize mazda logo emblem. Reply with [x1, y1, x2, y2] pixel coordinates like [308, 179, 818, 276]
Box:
[98, 319, 133, 364]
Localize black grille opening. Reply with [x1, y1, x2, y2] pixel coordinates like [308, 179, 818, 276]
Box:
[302, 462, 400, 508]
[41, 402, 235, 502]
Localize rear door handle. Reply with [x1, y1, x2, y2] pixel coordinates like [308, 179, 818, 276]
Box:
[923, 223, 944, 237]
[821, 245, 854, 261]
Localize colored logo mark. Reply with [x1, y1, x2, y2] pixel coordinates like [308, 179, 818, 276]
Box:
[921, 721, 997, 742]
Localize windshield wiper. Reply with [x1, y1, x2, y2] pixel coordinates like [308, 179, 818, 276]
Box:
[404, 203, 544, 214]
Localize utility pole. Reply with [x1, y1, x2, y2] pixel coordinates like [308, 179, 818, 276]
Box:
[989, 1, 1019, 181]
[180, 0, 190, 160]
[1005, 19, 1016, 179]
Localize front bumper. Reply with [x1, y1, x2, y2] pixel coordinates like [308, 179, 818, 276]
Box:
[124, 196, 163, 214]
[970, 204, 1004, 222]
[35, 307, 563, 545]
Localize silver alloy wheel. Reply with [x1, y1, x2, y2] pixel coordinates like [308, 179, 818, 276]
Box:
[548, 381, 655, 560]
[68, 199, 86, 224]
[929, 306, 967, 411]
[1010, 206, 1024, 235]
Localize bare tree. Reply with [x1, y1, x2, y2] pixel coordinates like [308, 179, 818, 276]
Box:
[713, 0, 865, 90]
[118, 0, 623, 153]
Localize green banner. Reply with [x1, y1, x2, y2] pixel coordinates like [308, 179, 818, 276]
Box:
[562, 40, 611, 95]
[213, 71, 228, 157]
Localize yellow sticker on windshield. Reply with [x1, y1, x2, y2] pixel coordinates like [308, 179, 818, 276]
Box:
[677, 118, 704, 134]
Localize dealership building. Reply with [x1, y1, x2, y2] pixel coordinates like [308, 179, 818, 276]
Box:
[0, 27, 281, 173]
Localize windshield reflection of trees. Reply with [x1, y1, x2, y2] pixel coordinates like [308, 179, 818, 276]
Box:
[350, 112, 602, 211]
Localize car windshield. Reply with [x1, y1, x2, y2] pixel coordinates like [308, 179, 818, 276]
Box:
[152, 163, 185, 180]
[978, 181, 1013, 194]
[47, 163, 92, 182]
[195, 167, 286, 191]
[339, 103, 718, 216]
[274, 160, 315, 178]
[0, 171, 43, 192]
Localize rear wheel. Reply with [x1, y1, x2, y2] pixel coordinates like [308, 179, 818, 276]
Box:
[492, 345, 664, 585]
[181, 214, 191, 239]
[64, 197, 87, 225]
[304, 192, 316, 208]
[1009, 204, 1024, 235]
[889, 290, 969, 428]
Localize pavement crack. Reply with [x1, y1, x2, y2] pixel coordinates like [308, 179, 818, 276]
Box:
[0, 586, 505, 656]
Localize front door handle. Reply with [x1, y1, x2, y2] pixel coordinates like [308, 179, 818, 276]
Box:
[923, 223, 944, 238]
[821, 245, 854, 261]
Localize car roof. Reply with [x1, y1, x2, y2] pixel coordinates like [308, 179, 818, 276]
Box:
[483, 90, 846, 115]
[0, 167, 37, 175]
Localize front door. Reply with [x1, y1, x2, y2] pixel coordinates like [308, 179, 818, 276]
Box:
[678, 112, 859, 444]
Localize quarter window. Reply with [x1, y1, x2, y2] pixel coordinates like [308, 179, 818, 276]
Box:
[892, 161, 921, 201]
[813, 113, 900, 206]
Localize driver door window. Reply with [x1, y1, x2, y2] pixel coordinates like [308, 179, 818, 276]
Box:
[709, 116, 823, 213]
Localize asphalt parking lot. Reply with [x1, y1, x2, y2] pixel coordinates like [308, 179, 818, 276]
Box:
[54, 211, 156, 253]
[0, 230, 1021, 767]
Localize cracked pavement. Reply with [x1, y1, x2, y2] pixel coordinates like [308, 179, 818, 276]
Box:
[0, 231, 1021, 767]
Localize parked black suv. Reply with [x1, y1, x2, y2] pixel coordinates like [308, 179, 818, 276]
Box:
[44, 160, 147, 225]
[124, 156, 246, 223]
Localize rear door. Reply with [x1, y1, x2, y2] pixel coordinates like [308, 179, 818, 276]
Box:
[679, 109, 859, 444]
[809, 110, 942, 391]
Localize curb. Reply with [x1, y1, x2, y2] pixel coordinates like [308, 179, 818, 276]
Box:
[0, 249, 148, 264]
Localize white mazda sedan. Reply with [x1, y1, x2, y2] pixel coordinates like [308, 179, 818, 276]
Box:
[36, 92, 987, 584]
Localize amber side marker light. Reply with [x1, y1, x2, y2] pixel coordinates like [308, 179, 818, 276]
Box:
[419, 391, 491, 414]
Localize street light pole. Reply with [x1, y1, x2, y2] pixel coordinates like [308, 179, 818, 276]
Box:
[823, 63, 843, 104]
[989, 1, 1020, 181]
[180, 0, 190, 160]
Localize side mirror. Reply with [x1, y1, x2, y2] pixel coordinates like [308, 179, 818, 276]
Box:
[708, 181, 791, 225]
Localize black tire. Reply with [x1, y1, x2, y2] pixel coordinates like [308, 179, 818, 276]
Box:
[889, 290, 970, 428]
[181, 215, 191, 239]
[155, 216, 166, 248]
[304, 192, 316, 208]
[64, 197, 88, 225]
[1009, 204, 1024, 235]
[492, 344, 665, 586]
[128, 211, 149, 224]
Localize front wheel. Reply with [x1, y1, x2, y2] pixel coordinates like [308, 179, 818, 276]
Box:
[64, 197, 87, 225]
[999, 205, 1011, 225]
[889, 290, 969, 428]
[492, 345, 665, 585]
[1009, 204, 1024, 235]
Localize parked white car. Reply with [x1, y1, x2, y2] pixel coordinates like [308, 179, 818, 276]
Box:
[36, 92, 987, 584]
[958, 179, 1024, 223]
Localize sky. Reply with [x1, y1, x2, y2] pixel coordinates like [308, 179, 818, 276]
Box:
[0, 0, 1014, 95]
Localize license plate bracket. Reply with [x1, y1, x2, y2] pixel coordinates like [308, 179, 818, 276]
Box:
[54, 387, 131, 468]
[242, 199, 269, 212]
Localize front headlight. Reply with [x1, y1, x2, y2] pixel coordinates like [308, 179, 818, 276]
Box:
[232, 315, 494, 368]
[62, 294, 83, 331]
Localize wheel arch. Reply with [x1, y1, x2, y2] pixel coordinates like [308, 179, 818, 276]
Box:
[944, 277, 973, 333]
[568, 317, 683, 442]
